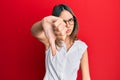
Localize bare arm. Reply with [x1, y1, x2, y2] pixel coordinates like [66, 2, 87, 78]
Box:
[31, 20, 49, 49]
[31, 16, 66, 56]
[80, 50, 91, 80]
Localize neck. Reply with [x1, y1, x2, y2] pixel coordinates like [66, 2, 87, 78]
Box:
[65, 36, 73, 46]
[64, 36, 74, 51]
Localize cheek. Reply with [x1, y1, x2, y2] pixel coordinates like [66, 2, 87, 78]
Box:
[71, 26, 74, 30]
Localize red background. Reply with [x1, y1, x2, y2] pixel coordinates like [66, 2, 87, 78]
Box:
[0, 0, 120, 80]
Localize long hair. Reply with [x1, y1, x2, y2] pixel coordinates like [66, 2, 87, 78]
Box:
[52, 4, 78, 47]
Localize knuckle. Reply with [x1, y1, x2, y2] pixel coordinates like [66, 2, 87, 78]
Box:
[53, 22, 57, 26]
[43, 17, 48, 21]
[59, 18, 63, 21]
[61, 31, 65, 36]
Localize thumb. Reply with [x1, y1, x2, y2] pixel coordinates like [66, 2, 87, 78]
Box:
[50, 41, 56, 56]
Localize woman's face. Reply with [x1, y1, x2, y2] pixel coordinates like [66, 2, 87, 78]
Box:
[59, 10, 74, 36]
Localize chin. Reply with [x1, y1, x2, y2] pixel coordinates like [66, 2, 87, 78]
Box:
[66, 33, 72, 36]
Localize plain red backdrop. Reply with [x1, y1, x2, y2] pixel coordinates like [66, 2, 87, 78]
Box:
[0, 0, 120, 80]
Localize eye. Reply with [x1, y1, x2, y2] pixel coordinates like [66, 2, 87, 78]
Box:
[63, 18, 74, 25]
[69, 18, 74, 22]
[63, 20, 67, 23]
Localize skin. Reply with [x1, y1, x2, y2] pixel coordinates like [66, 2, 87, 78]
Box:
[59, 10, 75, 52]
[31, 10, 91, 80]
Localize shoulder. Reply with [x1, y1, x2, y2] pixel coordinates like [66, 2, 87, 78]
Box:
[75, 39, 88, 54]
[75, 39, 88, 48]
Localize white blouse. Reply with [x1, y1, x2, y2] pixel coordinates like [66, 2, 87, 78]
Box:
[43, 40, 88, 80]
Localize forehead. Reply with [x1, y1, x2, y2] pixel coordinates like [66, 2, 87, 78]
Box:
[59, 10, 73, 20]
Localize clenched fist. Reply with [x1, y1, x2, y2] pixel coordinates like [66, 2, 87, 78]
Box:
[41, 16, 67, 56]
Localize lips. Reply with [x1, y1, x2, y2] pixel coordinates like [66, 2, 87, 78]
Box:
[66, 29, 71, 33]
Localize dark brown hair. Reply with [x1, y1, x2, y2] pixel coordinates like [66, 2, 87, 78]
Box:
[52, 4, 78, 47]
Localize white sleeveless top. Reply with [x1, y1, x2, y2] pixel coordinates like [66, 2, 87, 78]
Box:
[43, 40, 88, 80]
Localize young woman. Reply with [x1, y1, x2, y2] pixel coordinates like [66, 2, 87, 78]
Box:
[31, 4, 91, 80]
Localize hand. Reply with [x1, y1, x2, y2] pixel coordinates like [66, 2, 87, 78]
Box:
[41, 16, 67, 56]
[53, 17, 67, 41]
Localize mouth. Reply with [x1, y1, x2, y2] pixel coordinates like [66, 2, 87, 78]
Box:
[66, 29, 71, 33]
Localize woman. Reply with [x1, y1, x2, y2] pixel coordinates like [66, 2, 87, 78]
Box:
[31, 4, 91, 80]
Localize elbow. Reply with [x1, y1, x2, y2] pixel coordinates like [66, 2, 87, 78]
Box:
[30, 24, 37, 36]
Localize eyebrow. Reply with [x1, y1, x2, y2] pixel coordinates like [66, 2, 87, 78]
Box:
[63, 17, 74, 21]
